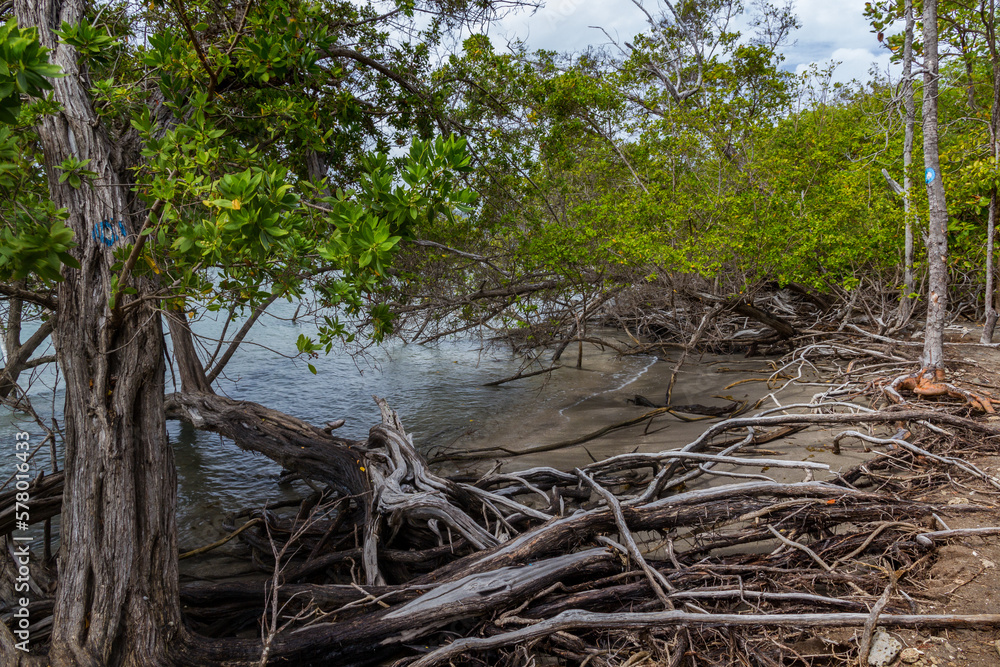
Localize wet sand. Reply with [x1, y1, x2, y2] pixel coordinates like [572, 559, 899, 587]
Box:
[436, 342, 874, 485]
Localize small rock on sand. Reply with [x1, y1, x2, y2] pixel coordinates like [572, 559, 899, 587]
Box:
[868, 630, 902, 667]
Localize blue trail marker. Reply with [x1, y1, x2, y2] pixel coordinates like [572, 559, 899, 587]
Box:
[92, 220, 128, 247]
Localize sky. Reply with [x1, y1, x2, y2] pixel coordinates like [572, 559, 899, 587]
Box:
[487, 0, 895, 85]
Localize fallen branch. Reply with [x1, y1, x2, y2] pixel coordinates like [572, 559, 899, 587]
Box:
[179, 518, 262, 560]
[766, 525, 833, 573]
[482, 364, 562, 387]
[835, 429, 1000, 490]
[578, 470, 673, 608]
[916, 526, 1000, 547]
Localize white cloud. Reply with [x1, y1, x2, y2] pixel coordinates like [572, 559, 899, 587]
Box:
[783, 0, 897, 83]
[490, 2, 647, 53]
[794, 47, 894, 84]
[490, 0, 895, 83]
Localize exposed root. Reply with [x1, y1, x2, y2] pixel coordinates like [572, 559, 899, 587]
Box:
[10, 318, 1000, 666]
[885, 367, 995, 412]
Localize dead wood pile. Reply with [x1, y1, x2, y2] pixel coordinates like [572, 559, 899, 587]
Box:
[6, 322, 1000, 666]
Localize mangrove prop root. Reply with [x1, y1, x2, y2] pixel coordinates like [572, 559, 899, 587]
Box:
[11, 369, 1000, 666]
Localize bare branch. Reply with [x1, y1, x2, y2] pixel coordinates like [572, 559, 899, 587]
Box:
[205, 292, 282, 384]
[0, 283, 56, 311]
[409, 239, 509, 276]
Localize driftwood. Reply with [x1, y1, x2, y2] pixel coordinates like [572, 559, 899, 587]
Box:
[683, 290, 799, 340]
[167, 397, 927, 663]
[8, 365, 1000, 666]
[163, 392, 369, 503]
[916, 526, 1000, 547]
[165, 474, 930, 664]
[628, 395, 739, 415]
[731, 298, 798, 339]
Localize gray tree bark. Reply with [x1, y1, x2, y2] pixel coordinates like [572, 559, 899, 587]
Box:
[900, 0, 917, 321]
[166, 309, 212, 394]
[10, 0, 181, 665]
[921, 0, 949, 370]
[981, 0, 1000, 342]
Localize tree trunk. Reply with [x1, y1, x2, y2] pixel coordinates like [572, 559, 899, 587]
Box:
[163, 392, 369, 502]
[3, 288, 23, 369]
[984, 192, 998, 340]
[730, 299, 797, 339]
[921, 0, 949, 370]
[0, 308, 53, 402]
[981, 0, 1000, 343]
[900, 0, 916, 321]
[12, 1, 181, 665]
[166, 309, 212, 394]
